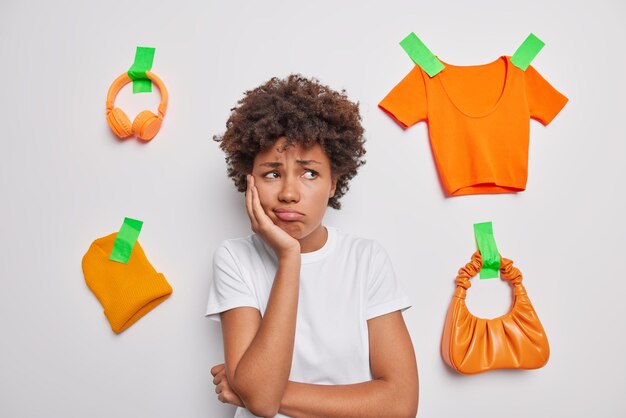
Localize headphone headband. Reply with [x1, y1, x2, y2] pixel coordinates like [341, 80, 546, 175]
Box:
[106, 71, 169, 117]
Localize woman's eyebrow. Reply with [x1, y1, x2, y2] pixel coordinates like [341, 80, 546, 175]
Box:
[259, 162, 283, 168]
[297, 159, 322, 166]
[259, 160, 322, 167]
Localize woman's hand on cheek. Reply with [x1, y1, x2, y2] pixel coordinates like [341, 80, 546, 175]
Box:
[246, 174, 300, 258]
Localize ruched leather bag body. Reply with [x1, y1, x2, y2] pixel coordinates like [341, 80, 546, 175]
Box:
[441, 252, 550, 374]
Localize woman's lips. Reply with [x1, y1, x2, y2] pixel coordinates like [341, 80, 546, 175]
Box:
[274, 210, 304, 221]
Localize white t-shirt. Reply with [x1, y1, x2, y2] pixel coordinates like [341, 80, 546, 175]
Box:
[205, 226, 412, 418]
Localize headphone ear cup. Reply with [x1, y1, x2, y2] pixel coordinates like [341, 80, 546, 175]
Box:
[106, 108, 133, 138]
[132, 110, 162, 141]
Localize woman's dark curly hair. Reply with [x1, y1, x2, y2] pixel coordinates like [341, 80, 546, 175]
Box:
[213, 74, 366, 210]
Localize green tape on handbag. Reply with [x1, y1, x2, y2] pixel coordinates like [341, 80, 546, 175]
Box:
[473, 221, 500, 279]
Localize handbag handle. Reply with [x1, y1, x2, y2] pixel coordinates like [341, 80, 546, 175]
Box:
[454, 251, 526, 299]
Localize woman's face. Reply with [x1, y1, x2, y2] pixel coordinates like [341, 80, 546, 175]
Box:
[251, 137, 337, 252]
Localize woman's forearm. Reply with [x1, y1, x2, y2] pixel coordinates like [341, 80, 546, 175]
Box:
[232, 252, 301, 416]
[279, 379, 418, 418]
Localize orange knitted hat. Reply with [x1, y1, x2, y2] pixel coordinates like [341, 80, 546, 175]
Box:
[82, 232, 172, 333]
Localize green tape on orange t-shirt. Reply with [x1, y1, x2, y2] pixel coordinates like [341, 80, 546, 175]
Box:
[399, 32, 445, 77]
[473, 221, 500, 279]
[511, 33, 545, 71]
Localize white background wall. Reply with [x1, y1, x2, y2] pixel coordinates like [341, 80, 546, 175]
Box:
[1, 0, 624, 417]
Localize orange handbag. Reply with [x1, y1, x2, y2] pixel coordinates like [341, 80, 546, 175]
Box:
[441, 251, 550, 374]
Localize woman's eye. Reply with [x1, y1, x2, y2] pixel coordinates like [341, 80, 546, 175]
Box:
[263, 171, 279, 179]
[303, 170, 318, 179]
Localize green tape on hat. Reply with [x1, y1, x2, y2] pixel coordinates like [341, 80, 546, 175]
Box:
[511, 33, 545, 71]
[128, 46, 155, 93]
[399, 32, 445, 77]
[473, 221, 500, 279]
[109, 217, 144, 264]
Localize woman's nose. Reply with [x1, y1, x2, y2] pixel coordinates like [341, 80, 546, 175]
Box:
[278, 176, 300, 203]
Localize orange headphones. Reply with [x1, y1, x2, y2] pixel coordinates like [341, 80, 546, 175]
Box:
[105, 71, 168, 141]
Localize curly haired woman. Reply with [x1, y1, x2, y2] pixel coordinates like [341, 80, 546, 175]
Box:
[206, 74, 419, 418]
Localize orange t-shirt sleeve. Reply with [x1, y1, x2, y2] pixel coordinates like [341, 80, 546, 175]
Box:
[525, 65, 568, 125]
[379, 65, 428, 128]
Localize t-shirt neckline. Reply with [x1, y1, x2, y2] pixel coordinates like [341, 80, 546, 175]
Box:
[300, 226, 336, 264]
[436, 55, 511, 118]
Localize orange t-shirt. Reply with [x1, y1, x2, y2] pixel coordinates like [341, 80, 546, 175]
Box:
[379, 56, 568, 196]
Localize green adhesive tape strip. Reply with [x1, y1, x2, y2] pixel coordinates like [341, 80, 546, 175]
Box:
[399, 32, 445, 77]
[511, 33, 545, 71]
[109, 217, 144, 264]
[473, 221, 500, 279]
[127, 46, 155, 93]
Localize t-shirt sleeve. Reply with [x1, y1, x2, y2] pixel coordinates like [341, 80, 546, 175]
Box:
[205, 243, 259, 322]
[525, 64, 568, 125]
[365, 242, 412, 320]
[378, 65, 428, 128]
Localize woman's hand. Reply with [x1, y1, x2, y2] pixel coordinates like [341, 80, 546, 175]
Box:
[211, 363, 244, 407]
[246, 174, 300, 258]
